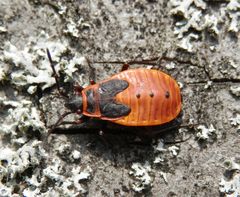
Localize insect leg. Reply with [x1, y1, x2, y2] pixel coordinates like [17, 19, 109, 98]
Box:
[73, 82, 84, 94]
[48, 111, 73, 135]
[121, 63, 129, 71]
[90, 79, 96, 85]
[85, 57, 96, 85]
[60, 115, 90, 125]
[48, 114, 90, 134]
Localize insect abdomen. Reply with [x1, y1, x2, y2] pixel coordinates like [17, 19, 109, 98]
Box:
[111, 69, 181, 126]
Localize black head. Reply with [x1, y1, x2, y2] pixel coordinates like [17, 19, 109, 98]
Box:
[65, 95, 83, 112]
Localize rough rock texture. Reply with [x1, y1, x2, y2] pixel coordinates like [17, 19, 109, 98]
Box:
[0, 0, 240, 196]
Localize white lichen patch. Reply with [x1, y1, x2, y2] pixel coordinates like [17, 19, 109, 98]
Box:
[2, 31, 87, 91]
[229, 114, 240, 131]
[63, 18, 90, 38]
[0, 96, 47, 195]
[168, 145, 179, 156]
[25, 169, 44, 188]
[177, 33, 199, 52]
[178, 81, 184, 89]
[230, 86, 240, 97]
[63, 55, 87, 82]
[170, 0, 206, 19]
[221, 158, 240, 195]
[227, 0, 240, 11]
[227, 0, 240, 32]
[71, 150, 81, 160]
[63, 166, 92, 195]
[223, 158, 240, 171]
[0, 141, 44, 179]
[3, 33, 69, 90]
[64, 19, 81, 38]
[27, 85, 37, 94]
[170, 0, 207, 50]
[170, 0, 240, 52]
[72, 166, 92, 194]
[0, 97, 46, 136]
[4, 42, 54, 90]
[43, 158, 65, 182]
[153, 139, 166, 153]
[229, 114, 240, 126]
[229, 59, 238, 69]
[129, 162, 152, 192]
[57, 2, 67, 15]
[22, 187, 41, 197]
[204, 81, 213, 89]
[165, 62, 176, 70]
[42, 160, 92, 196]
[153, 156, 164, 164]
[0, 26, 7, 33]
[153, 139, 177, 165]
[0, 184, 12, 197]
[196, 124, 216, 140]
[57, 143, 71, 156]
[0, 65, 7, 82]
[219, 172, 240, 196]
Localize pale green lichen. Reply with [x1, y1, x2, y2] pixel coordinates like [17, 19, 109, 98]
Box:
[129, 162, 152, 192]
[168, 145, 179, 156]
[170, 0, 240, 52]
[0, 97, 46, 136]
[230, 86, 240, 97]
[0, 141, 44, 179]
[229, 114, 240, 131]
[219, 174, 240, 197]
[196, 124, 216, 140]
[3, 31, 70, 90]
[220, 158, 240, 196]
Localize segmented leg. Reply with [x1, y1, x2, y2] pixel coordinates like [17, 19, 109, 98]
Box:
[85, 57, 96, 85]
[60, 115, 90, 125]
[73, 82, 84, 94]
[90, 79, 96, 85]
[121, 63, 129, 71]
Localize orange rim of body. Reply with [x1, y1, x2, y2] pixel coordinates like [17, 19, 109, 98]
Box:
[81, 68, 181, 126]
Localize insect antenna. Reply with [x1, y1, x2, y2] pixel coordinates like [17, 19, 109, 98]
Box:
[47, 112, 73, 137]
[93, 52, 198, 68]
[46, 48, 68, 98]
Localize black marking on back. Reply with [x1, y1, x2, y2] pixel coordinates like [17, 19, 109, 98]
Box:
[149, 92, 154, 97]
[101, 103, 130, 118]
[86, 89, 96, 113]
[99, 79, 131, 118]
[165, 91, 170, 98]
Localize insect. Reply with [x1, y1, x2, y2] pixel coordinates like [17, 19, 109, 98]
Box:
[46, 49, 182, 133]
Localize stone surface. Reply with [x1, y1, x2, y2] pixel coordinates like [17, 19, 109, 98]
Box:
[0, 0, 240, 196]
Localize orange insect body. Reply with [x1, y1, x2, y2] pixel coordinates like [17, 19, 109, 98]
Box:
[81, 68, 181, 126]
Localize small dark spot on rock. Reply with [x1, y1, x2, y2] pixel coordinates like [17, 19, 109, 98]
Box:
[122, 185, 129, 192]
[165, 91, 170, 98]
[113, 188, 120, 194]
[136, 93, 140, 98]
[167, 191, 177, 197]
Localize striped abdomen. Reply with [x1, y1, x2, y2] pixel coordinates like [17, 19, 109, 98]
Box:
[110, 69, 181, 126]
